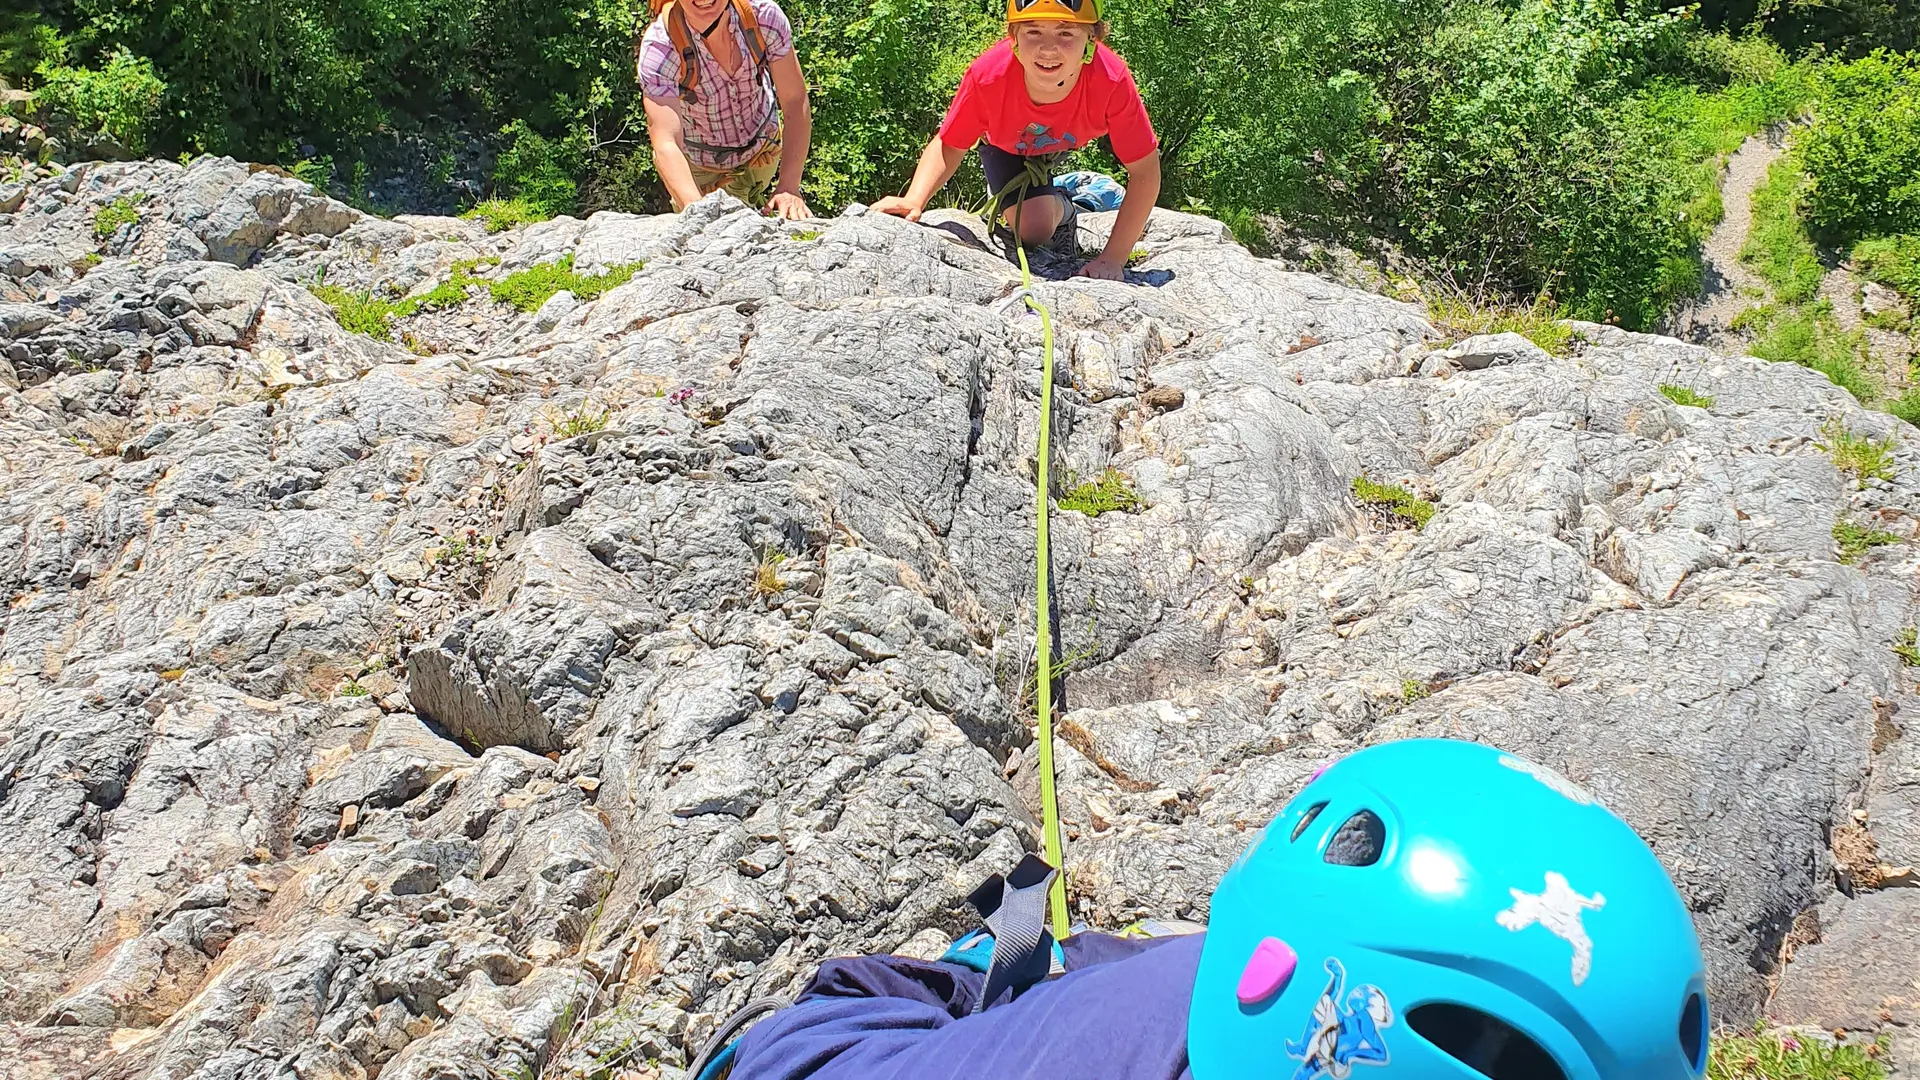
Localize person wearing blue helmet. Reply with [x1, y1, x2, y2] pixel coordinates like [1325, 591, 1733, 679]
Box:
[717, 738, 1710, 1080]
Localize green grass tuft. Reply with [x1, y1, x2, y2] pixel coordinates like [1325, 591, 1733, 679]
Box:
[1420, 288, 1576, 357]
[551, 407, 610, 439]
[462, 197, 547, 234]
[1058, 468, 1145, 516]
[1889, 389, 1920, 428]
[790, 229, 824, 242]
[1742, 156, 1826, 306]
[1747, 305, 1877, 402]
[1660, 384, 1716, 408]
[1708, 1028, 1887, 1080]
[1897, 627, 1920, 667]
[1353, 476, 1437, 530]
[92, 195, 143, 240]
[490, 255, 643, 313]
[1401, 679, 1430, 703]
[1853, 234, 1920, 306]
[310, 284, 406, 340]
[309, 257, 502, 340]
[1816, 416, 1896, 486]
[1834, 517, 1901, 564]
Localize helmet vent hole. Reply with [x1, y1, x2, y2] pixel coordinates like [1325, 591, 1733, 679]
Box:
[1407, 1003, 1567, 1080]
[1679, 992, 1707, 1072]
[1323, 810, 1385, 866]
[1290, 802, 1328, 843]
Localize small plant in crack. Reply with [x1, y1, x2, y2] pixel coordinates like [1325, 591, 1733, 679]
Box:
[1707, 1025, 1887, 1080]
[1401, 678, 1430, 703]
[1058, 468, 1145, 516]
[550, 406, 610, 439]
[1659, 384, 1715, 409]
[1896, 627, 1920, 668]
[1816, 417, 1896, 487]
[752, 550, 788, 598]
[1352, 475, 1436, 530]
[1834, 517, 1901, 564]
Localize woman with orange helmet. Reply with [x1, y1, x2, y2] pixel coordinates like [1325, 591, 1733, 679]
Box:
[871, 0, 1162, 281]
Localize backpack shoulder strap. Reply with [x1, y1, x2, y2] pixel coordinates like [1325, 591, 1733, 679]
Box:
[731, 0, 770, 71]
[661, 0, 704, 104]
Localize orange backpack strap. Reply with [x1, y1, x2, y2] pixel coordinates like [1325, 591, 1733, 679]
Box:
[731, 0, 770, 71]
[660, 0, 705, 104]
[660, 0, 770, 107]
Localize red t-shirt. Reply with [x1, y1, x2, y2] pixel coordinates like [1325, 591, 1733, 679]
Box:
[937, 41, 1159, 164]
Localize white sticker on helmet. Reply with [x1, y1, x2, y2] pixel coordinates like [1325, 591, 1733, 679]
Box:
[1499, 754, 1601, 808]
[1496, 872, 1607, 986]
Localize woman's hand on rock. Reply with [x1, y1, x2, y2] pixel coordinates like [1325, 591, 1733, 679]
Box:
[871, 196, 923, 221]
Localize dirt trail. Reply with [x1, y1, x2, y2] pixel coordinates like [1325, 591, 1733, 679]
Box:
[1665, 132, 1783, 349]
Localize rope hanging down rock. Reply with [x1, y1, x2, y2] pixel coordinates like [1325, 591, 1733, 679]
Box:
[987, 160, 1073, 939]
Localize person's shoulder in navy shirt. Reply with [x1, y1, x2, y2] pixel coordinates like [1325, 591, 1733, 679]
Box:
[730, 933, 1203, 1080]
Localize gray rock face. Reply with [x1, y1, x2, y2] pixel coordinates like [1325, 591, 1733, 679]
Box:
[1, 158, 1917, 1075]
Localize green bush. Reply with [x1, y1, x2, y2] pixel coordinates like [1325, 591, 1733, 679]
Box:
[490, 119, 584, 218]
[1352, 476, 1437, 529]
[1799, 50, 1920, 242]
[33, 49, 164, 156]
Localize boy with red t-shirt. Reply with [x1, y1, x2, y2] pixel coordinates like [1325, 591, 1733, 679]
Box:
[873, 0, 1161, 281]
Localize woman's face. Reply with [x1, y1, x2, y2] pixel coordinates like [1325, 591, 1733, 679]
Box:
[1011, 20, 1091, 81]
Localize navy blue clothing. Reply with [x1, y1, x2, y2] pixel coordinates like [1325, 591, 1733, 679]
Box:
[729, 933, 1203, 1080]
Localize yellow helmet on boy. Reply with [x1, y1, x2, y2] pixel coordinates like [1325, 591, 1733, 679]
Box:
[1007, 0, 1100, 24]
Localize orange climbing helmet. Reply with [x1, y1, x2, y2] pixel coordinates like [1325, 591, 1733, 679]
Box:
[1007, 0, 1101, 24]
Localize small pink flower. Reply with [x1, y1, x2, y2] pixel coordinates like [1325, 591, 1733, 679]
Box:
[669, 387, 695, 406]
[1781, 1035, 1801, 1052]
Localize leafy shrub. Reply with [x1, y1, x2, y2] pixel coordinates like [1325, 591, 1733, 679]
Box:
[33, 49, 164, 156]
[489, 120, 583, 218]
[1800, 50, 1920, 242]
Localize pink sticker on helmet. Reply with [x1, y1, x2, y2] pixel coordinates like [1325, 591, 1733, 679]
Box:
[1236, 937, 1298, 1005]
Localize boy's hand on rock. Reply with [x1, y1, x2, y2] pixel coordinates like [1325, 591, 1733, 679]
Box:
[871, 196, 923, 221]
[765, 192, 812, 221]
[1076, 255, 1125, 281]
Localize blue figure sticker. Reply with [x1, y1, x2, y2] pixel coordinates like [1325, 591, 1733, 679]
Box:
[1015, 123, 1080, 154]
[1283, 958, 1394, 1080]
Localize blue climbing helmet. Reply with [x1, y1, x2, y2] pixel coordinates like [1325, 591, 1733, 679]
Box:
[1189, 738, 1708, 1080]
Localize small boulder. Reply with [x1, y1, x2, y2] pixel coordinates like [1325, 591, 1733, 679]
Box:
[1143, 384, 1186, 412]
[1441, 331, 1552, 371]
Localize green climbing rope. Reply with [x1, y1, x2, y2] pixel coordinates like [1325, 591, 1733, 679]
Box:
[992, 163, 1073, 940]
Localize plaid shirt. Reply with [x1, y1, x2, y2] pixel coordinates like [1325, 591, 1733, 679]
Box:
[639, 0, 794, 171]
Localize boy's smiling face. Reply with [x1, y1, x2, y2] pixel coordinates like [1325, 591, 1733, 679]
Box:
[1011, 20, 1092, 80]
